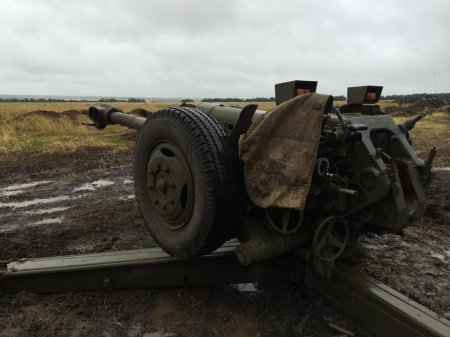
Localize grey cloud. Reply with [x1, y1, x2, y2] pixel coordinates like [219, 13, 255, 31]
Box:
[0, 0, 449, 97]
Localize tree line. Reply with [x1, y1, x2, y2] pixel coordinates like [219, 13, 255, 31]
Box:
[0, 97, 146, 103]
[199, 93, 449, 102]
[380, 93, 450, 101]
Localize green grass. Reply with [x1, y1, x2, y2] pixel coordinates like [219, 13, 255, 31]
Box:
[98, 134, 127, 144]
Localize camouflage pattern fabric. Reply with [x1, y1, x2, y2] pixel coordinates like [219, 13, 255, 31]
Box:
[239, 93, 332, 210]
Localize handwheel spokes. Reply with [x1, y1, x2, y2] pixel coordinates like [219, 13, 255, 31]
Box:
[326, 229, 346, 249]
[281, 209, 291, 232]
[313, 216, 350, 262]
[316, 235, 329, 252]
[265, 208, 303, 234]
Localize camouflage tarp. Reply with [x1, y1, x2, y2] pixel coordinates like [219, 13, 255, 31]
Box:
[239, 93, 332, 210]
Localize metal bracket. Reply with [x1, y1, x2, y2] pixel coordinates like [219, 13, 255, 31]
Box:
[229, 104, 258, 151]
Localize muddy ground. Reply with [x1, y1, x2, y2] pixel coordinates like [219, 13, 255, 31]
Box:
[0, 146, 371, 337]
[0, 110, 449, 336]
[361, 170, 450, 316]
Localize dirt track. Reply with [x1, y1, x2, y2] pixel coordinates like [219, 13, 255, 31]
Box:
[0, 110, 449, 335]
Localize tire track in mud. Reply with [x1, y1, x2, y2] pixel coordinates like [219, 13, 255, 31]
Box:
[0, 177, 127, 233]
[0, 165, 155, 259]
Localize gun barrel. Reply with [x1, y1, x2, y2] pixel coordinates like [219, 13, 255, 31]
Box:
[196, 102, 265, 123]
[88, 105, 146, 130]
[403, 111, 427, 131]
[195, 102, 266, 136]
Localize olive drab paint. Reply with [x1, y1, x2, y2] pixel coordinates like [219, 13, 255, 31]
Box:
[88, 80, 435, 277]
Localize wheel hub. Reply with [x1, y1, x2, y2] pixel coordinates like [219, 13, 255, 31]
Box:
[155, 175, 169, 195]
[146, 142, 194, 230]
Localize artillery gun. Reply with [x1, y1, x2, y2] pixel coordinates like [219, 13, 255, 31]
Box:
[88, 80, 435, 277]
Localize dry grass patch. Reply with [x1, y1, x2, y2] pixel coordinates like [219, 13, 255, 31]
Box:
[0, 101, 183, 155]
[0, 115, 129, 154]
[0, 101, 180, 121]
[396, 112, 450, 167]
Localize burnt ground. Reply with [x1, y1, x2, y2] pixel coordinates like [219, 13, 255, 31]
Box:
[0, 131, 449, 336]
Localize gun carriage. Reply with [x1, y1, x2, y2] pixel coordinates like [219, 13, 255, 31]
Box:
[88, 80, 435, 277]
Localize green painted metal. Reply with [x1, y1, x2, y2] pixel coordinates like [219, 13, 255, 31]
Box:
[146, 141, 194, 230]
[88, 105, 146, 130]
[274, 80, 318, 105]
[195, 102, 265, 136]
[312, 216, 349, 262]
[306, 262, 450, 337]
[235, 212, 308, 266]
[0, 242, 290, 293]
[347, 85, 383, 105]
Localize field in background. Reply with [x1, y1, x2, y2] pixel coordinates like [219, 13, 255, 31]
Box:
[0, 102, 178, 120]
[0, 100, 448, 166]
[0, 102, 178, 154]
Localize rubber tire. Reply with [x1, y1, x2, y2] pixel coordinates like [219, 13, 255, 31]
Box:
[134, 107, 239, 259]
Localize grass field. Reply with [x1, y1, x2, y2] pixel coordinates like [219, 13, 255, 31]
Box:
[0, 101, 448, 166]
[0, 102, 179, 154]
[0, 102, 182, 121]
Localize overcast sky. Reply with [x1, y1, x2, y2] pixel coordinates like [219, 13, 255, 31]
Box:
[0, 0, 449, 98]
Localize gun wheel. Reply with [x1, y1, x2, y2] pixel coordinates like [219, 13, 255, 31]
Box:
[134, 107, 239, 259]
